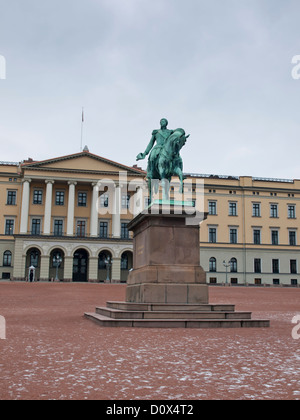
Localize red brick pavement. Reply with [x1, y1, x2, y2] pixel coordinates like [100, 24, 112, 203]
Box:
[0, 282, 299, 400]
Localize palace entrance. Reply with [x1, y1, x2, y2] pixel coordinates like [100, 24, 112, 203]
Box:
[72, 249, 88, 282]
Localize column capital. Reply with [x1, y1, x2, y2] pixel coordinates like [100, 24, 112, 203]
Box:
[68, 181, 77, 186]
[45, 179, 55, 185]
[22, 178, 32, 184]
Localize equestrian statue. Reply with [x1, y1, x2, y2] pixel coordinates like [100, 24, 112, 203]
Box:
[136, 118, 189, 201]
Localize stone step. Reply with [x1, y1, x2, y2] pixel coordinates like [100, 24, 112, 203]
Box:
[95, 306, 252, 320]
[106, 301, 236, 312]
[84, 312, 270, 329]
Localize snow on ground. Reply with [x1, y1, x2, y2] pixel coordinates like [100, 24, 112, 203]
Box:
[0, 283, 299, 400]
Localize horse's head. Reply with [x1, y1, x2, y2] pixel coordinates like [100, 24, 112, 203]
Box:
[166, 128, 189, 156]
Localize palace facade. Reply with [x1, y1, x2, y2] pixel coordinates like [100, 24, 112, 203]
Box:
[0, 148, 299, 286]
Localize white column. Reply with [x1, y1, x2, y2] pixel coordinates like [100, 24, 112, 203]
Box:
[90, 182, 98, 237]
[43, 180, 54, 235]
[67, 181, 77, 236]
[112, 185, 121, 238]
[20, 179, 31, 234]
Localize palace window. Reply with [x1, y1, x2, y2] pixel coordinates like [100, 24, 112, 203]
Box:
[3, 251, 12, 267]
[230, 228, 238, 244]
[78, 192, 87, 207]
[122, 194, 130, 209]
[121, 223, 129, 239]
[254, 258, 261, 273]
[208, 201, 217, 215]
[54, 220, 64, 236]
[6, 190, 16, 205]
[55, 191, 65, 206]
[209, 228, 217, 243]
[99, 222, 108, 238]
[253, 229, 261, 245]
[31, 219, 41, 235]
[209, 257, 217, 272]
[288, 205, 296, 219]
[33, 190, 43, 205]
[272, 259, 279, 274]
[229, 202, 237, 216]
[289, 231, 297, 246]
[100, 193, 109, 208]
[290, 260, 297, 274]
[5, 220, 14, 236]
[230, 258, 238, 273]
[270, 204, 278, 218]
[252, 203, 261, 217]
[271, 230, 279, 245]
[76, 220, 86, 237]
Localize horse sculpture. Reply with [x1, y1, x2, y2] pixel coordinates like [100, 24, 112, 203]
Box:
[147, 128, 189, 201]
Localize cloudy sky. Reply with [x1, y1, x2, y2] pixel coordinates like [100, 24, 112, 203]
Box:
[0, 0, 300, 179]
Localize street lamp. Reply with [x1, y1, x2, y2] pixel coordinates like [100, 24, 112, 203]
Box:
[53, 253, 62, 282]
[105, 256, 112, 283]
[223, 259, 232, 285]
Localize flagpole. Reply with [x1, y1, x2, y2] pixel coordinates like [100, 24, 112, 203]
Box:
[80, 107, 84, 152]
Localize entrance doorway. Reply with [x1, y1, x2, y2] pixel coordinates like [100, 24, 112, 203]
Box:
[25, 248, 41, 280]
[73, 249, 88, 282]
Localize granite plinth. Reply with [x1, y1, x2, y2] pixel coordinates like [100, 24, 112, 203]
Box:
[126, 206, 208, 304]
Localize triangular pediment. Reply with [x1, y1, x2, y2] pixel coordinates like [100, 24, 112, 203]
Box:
[21, 151, 146, 176]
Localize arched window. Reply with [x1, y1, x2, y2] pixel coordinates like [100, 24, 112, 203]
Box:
[3, 251, 12, 267]
[230, 258, 238, 273]
[209, 257, 217, 272]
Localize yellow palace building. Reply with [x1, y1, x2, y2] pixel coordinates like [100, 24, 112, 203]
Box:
[0, 147, 299, 286]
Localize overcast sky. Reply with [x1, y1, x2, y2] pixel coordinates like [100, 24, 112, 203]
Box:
[0, 0, 300, 179]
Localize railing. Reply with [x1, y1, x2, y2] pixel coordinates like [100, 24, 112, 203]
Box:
[0, 161, 19, 166]
[185, 173, 295, 183]
[252, 177, 294, 183]
[185, 173, 240, 180]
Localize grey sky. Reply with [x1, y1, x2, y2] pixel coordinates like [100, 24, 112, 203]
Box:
[0, 0, 300, 179]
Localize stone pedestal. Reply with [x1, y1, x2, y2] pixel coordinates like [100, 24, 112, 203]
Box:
[126, 206, 208, 304]
[85, 203, 270, 329]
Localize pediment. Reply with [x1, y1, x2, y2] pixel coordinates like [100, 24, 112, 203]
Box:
[22, 151, 145, 176]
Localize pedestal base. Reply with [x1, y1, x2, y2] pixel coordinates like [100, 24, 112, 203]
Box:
[126, 283, 208, 304]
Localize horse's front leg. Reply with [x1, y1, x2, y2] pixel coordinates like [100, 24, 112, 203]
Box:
[148, 178, 153, 203]
[174, 167, 184, 194]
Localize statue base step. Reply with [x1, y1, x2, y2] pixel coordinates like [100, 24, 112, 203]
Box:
[85, 301, 270, 328]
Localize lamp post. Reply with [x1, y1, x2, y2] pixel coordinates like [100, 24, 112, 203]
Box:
[53, 253, 62, 282]
[223, 259, 231, 285]
[105, 256, 112, 283]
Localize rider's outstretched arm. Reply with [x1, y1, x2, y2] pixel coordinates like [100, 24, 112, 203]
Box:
[136, 134, 156, 160]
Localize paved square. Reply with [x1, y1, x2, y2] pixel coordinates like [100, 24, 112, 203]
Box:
[0, 283, 299, 400]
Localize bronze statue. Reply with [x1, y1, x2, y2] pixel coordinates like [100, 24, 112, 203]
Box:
[137, 118, 189, 201]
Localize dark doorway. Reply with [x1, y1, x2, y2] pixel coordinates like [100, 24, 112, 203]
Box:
[73, 249, 88, 282]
